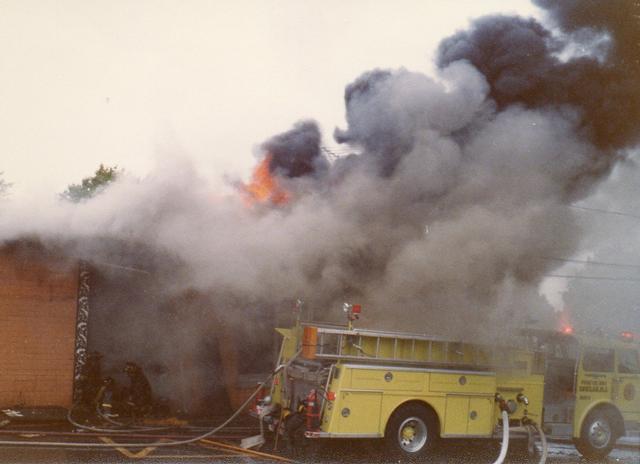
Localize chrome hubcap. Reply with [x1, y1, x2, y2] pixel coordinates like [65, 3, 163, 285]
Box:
[397, 416, 428, 453]
[588, 419, 611, 449]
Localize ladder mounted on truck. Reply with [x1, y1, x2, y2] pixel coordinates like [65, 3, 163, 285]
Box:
[301, 323, 495, 371]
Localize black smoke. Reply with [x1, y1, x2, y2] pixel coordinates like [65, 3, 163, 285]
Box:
[333, 70, 414, 176]
[261, 120, 327, 178]
[437, 0, 640, 152]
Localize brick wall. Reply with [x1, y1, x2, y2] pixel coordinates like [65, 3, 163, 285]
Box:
[0, 248, 78, 408]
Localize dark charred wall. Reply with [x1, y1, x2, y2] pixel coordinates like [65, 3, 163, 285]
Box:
[85, 269, 238, 417]
[0, 246, 78, 408]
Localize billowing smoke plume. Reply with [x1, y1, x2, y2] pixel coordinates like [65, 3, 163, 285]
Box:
[262, 120, 327, 178]
[438, 0, 640, 152]
[2, 0, 639, 350]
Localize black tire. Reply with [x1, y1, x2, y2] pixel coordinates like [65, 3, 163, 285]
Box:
[575, 409, 616, 460]
[385, 403, 438, 460]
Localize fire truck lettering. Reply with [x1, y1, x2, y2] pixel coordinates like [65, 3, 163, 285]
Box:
[579, 379, 608, 393]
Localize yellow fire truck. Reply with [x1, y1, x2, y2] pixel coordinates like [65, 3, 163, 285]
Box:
[255, 303, 640, 461]
[527, 328, 640, 459]
[256, 304, 547, 461]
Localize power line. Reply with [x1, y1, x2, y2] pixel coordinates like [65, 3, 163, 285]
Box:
[541, 256, 640, 269]
[545, 274, 640, 282]
[570, 205, 640, 220]
[321, 146, 341, 160]
[321, 146, 358, 158]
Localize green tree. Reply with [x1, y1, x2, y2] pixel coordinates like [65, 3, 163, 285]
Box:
[62, 164, 121, 202]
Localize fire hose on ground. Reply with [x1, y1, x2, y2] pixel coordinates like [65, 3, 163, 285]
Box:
[0, 350, 301, 450]
[92, 404, 240, 433]
[491, 410, 548, 464]
[492, 410, 511, 464]
[529, 421, 548, 464]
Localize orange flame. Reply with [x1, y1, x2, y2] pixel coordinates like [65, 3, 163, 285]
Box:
[242, 154, 290, 206]
[557, 308, 574, 335]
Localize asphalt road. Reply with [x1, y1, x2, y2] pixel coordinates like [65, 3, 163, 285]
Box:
[0, 437, 637, 464]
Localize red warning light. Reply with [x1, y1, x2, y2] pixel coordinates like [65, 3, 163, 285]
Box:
[621, 331, 635, 341]
[352, 304, 362, 314]
[562, 326, 574, 335]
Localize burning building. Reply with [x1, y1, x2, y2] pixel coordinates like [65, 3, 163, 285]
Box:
[0, 240, 279, 416]
[0, 0, 639, 414]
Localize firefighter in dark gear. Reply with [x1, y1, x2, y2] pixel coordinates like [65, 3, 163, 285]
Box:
[123, 362, 153, 417]
[96, 376, 118, 418]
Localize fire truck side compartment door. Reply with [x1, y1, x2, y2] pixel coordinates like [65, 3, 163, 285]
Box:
[443, 395, 494, 436]
[337, 391, 383, 434]
[430, 373, 496, 394]
[468, 397, 494, 435]
[444, 396, 469, 435]
[350, 369, 425, 391]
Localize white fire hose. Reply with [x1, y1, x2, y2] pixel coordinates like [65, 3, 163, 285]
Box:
[492, 410, 510, 464]
[530, 422, 548, 464]
[0, 350, 302, 449]
[491, 410, 548, 464]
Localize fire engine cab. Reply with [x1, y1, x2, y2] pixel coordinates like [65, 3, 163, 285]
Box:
[526, 328, 640, 459]
[256, 304, 546, 460]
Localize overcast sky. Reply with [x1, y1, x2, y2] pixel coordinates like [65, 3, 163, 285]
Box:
[1, 0, 538, 197]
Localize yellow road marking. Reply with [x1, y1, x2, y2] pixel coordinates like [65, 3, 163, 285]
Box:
[200, 438, 296, 463]
[99, 436, 160, 458]
[96, 435, 295, 462]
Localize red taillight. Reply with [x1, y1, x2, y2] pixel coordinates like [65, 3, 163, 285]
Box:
[326, 391, 336, 401]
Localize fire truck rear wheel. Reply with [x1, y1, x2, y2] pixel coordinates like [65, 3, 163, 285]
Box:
[575, 409, 616, 460]
[385, 404, 438, 459]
